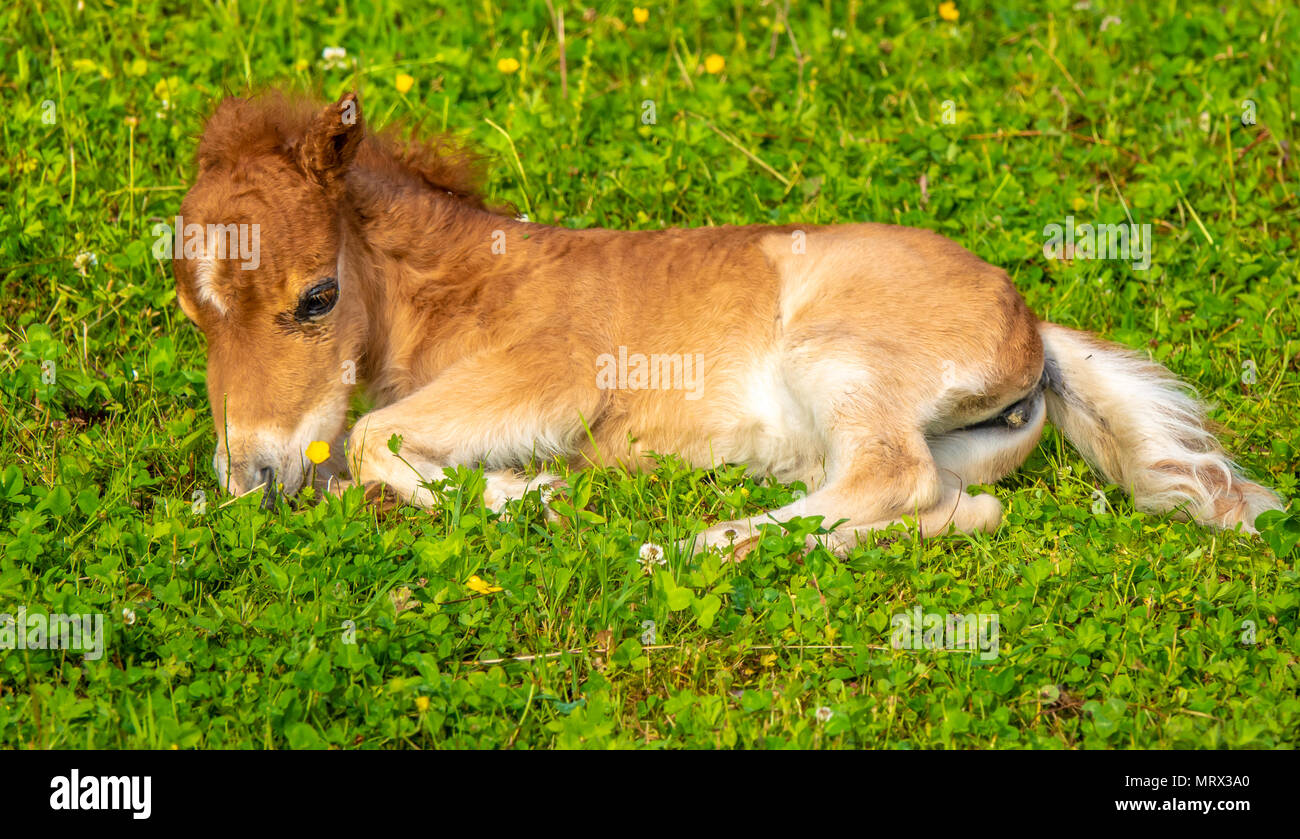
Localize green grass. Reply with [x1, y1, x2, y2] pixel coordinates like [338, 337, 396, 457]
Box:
[2, 0, 1298, 749]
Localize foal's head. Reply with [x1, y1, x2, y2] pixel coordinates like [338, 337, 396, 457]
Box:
[174, 92, 366, 497]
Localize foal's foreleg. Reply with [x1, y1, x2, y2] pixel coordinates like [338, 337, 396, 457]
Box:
[346, 352, 599, 510]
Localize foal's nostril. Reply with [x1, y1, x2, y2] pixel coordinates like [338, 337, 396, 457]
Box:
[258, 466, 277, 510]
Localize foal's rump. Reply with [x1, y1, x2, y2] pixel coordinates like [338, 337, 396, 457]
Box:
[747, 222, 1277, 531]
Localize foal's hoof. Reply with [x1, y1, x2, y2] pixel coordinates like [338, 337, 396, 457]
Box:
[680, 522, 762, 561]
[485, 472, 567, 520]
[328, 478, 406, 514]
[729, 535, 761, 561]
[362, 481, 404, 513]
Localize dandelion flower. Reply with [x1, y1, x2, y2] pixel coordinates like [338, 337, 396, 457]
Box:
[633, 7, 649, 24]
[704, 54, 725, 74]
[467, 575, 503, 595]
[415, 696, 430, 712]
[395, 73, 415, 94]
[305, 440, 330, 464]
[938, 2, 959, 21]
[497, 57, 521, 74]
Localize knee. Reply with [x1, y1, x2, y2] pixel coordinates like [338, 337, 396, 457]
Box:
[956, 492, 1003, 533]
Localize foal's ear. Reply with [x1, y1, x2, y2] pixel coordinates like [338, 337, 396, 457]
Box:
[297, 92, 364, 185]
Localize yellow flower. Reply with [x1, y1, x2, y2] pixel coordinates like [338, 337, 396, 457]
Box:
[415, 696, 430, 712]
[467, 575, 503, 595]
[704, 54, 725, 74]
[497, 57, 520, 74]
[633, 7, 649, 24]
[395, 73, 415, 94]
[938, 2, 960, 21]
[294, 58, 310, 72]
[305, 440, 330, 464]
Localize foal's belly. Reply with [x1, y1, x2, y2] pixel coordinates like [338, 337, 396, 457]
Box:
[694, 355, 828, 487]
[581, 350, 829, 486]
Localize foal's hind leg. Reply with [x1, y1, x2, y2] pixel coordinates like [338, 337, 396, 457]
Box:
[691, 415, 1006, 556]
[927, 386, 1048, 488]
[698, 391, 1048, 557]
[346, 349, 600, 510]
[819, 392, 1049, 552]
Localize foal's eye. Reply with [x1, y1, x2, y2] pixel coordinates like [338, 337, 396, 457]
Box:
[296, 279, 339, 320]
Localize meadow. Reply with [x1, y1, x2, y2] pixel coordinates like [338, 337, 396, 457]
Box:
[1, 0, 1298, 748]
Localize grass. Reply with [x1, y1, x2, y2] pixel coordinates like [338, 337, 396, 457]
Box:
[1, 0, 1298, 749]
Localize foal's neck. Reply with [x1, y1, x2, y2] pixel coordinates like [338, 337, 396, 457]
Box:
[344, 163, 524, 399]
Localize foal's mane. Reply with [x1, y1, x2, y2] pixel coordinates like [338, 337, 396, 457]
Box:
[197, 89, 498, 209]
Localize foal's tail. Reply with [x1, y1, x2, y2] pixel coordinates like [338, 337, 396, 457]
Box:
[1037, 322, 1282, 531]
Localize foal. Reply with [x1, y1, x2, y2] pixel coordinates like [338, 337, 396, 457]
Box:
[174, 91, 1281, 553]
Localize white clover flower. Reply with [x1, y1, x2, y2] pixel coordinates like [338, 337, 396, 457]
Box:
[815, 706, 833, 723]
[73, 252, 97, 276]
[321, 46, 349, 70]
[831, 28, 847, 40]
[638, 541, 666, 572]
